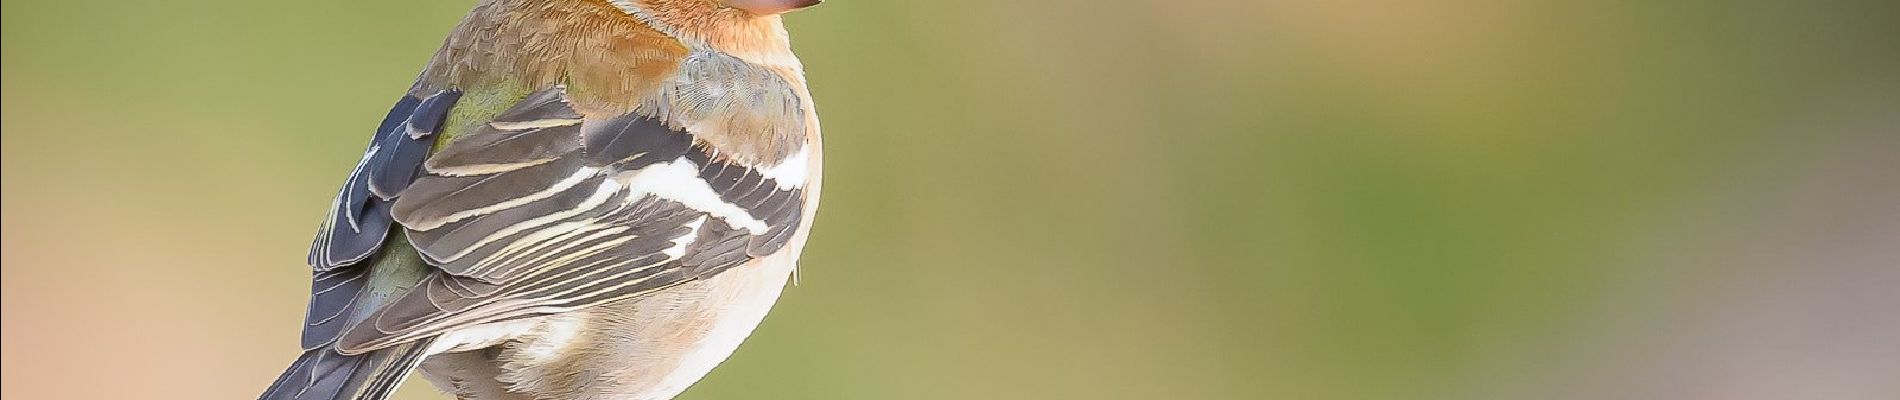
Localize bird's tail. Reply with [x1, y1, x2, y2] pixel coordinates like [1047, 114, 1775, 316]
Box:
[258, 339, 434, 400]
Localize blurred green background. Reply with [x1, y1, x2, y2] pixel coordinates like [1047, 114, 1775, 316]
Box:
[5, 0, 1898, 399]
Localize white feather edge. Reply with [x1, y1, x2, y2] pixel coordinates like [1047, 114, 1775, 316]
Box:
[615, 157, 771, 234]
[755, 146, 809, 190]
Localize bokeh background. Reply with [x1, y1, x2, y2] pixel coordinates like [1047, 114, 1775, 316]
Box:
[5, 0, 1898, 399]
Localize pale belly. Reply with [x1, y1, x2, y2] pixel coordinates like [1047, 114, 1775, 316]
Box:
[416, 252, 799, 400]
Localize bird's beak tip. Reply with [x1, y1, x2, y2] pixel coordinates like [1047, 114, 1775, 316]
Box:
[729, 0, 823, 15]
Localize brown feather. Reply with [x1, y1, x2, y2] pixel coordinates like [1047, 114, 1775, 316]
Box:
[415, 0, 812, 166]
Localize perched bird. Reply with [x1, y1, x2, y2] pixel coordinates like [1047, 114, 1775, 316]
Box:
[257, 0, 823, 399]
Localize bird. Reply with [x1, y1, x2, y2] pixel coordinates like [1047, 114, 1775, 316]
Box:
[256, 0, 824, 399]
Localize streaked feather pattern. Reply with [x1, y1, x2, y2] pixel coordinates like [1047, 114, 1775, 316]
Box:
[322, 86, 805, 353]
[302, 90, 460, 350]
[259, 339, 435, 400]
[268, 1, 820, 398]
[307, 91, 460, 271]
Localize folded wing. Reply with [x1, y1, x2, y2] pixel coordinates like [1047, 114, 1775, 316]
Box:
[333, 86, 806, 353]
[301, 90, 460, 350]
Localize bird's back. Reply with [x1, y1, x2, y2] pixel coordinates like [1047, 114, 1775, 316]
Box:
[260, 0, 822, 399]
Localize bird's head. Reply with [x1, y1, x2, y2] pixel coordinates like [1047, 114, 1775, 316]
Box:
[605, 0, 819, 64]
[722, 0, 823, 15]
[610, 0, 821, 17]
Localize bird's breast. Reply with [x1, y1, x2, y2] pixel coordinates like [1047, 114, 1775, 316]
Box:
[418, 245, 803, 400]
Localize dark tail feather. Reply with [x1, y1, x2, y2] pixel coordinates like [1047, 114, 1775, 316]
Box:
[259, 339, 434, 400]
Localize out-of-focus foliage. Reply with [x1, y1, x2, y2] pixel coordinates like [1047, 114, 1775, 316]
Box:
[4, 1, 1897, 399]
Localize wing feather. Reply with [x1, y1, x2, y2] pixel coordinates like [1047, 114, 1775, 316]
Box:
[301, 90, 461, 350]
[332, 86, 806, 353]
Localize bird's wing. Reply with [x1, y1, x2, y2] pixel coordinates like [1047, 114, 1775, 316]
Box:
[299, 90, 461, 351]
[315, 85, 809, 353]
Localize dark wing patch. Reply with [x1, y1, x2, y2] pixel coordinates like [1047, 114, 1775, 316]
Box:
[424, 89, 582, 174]
[579, 111, 694, 168]
[300, 90, 460, 350]
[308, 90, 461, 270]
[366, 92, 459, 198]
[334, 86, 805, 353]
[685, 150, 802, 257]
[299, 268, 369, 350]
